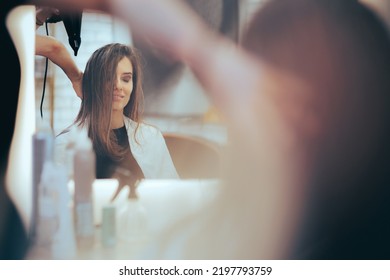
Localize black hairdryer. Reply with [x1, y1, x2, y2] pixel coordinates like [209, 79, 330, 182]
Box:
[47, 10, 83, 56]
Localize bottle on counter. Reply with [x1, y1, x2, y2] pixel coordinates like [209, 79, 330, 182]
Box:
[36, 161, 59, 249]
[31, 125, 54, 243]
[36, 161, 76, 259]
[101, 204, 116, 248]
[48, 162, 77, 259]
[73, 127, 96, 250]
[117, 180, 148, 243]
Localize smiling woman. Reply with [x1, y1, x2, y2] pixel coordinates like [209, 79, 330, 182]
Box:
[55, 43, 178, 183]
[111, 57, 133, 116]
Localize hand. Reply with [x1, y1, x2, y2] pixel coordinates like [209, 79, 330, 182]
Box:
[36, 6, 60, 26]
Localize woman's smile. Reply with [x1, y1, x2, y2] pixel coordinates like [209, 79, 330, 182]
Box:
[113, 93, 125, 101]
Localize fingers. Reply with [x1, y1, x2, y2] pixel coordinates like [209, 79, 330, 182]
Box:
[36, 6, 60, 26]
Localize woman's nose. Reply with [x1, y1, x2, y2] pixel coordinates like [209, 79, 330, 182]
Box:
[115, 78, 122, 90]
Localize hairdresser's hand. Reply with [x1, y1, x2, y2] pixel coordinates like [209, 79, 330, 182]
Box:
[71, 71, 83, 99]
[36, 6, 59, 27]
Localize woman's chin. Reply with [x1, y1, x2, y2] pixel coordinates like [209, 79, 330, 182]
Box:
[112, 105, 124, 113]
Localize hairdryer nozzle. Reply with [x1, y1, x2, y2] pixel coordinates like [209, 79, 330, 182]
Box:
[62, 11, 83, 56]
[68, 37, 81, 56]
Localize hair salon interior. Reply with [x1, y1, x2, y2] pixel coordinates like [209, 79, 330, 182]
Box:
[2, 0, 390, 260]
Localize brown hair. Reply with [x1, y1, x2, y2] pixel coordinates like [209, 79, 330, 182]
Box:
[75, 43, 144, 161]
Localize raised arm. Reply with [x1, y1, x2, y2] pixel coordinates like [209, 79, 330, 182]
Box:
[35, 34, 83, 98]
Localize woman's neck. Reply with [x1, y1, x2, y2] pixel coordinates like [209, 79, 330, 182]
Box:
[111, 111, 124, 129]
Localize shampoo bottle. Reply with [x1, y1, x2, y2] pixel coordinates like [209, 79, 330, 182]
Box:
[73, 127, 96, 250]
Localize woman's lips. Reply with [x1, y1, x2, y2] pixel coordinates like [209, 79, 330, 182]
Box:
[113, 94, 124, 101]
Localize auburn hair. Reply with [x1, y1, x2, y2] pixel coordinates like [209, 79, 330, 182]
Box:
[75, 43, 144, 161]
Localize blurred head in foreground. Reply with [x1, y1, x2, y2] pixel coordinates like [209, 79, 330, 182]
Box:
[240, 0, 390, 259]
[157, 0, 390, 260]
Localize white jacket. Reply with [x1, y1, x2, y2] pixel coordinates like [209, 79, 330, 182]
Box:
[55, 116, 179, 179]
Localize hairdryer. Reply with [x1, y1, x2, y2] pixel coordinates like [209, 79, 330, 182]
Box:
[47, 10, 83, 56]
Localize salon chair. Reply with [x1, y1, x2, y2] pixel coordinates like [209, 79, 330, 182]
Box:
[163, 133, 222, 179]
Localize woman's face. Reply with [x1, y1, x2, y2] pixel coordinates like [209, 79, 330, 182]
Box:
[112, 56, 133, 112]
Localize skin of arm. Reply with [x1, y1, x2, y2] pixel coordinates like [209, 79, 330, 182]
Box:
[35, 34, 83, 98]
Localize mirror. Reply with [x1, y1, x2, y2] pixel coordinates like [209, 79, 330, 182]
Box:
[34, 1, 242, 180]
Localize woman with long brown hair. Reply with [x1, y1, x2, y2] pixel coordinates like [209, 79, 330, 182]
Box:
[56, 43, 178, 181]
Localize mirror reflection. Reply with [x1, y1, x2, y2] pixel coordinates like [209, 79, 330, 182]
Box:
[31, 2, 239, 257]
[34, 3, 239, 181]
[4, 0, 390, 262]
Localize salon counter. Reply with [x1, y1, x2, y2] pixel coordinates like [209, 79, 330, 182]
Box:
[26, 179, 221, 260]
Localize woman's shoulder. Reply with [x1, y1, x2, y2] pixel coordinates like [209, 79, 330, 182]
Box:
[139, 122, 162, 136]
[125, 117, 162, 137]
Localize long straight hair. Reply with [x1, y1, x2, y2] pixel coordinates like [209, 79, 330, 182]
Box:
[75, 43, 144, 161]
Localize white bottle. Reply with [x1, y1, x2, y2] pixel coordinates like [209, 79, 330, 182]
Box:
[36, 161, 59, 249]
[37, 161, 77, 259]
[73, 127, 96, 250]
[117, 182, 148, 243]
[49, 163, 77, 259]
[31, 126, 54, 243]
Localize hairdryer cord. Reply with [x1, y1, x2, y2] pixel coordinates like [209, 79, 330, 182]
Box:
[40, 21, 49, 119]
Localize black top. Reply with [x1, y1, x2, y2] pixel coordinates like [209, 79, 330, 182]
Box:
[95, 126, 144, 183]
